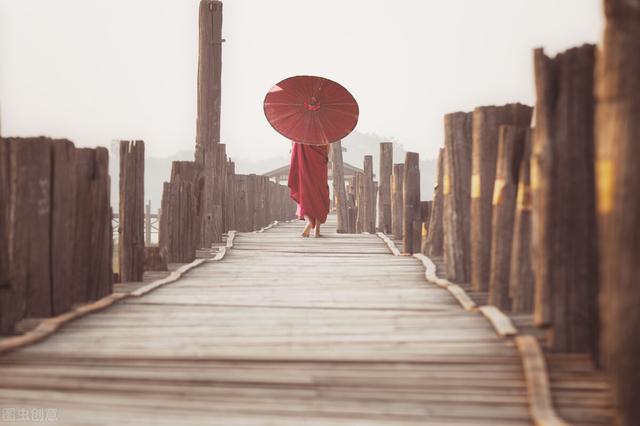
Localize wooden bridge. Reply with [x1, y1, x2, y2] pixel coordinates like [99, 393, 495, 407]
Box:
[1, 0, 638, 424]
[0, 216, 602, 425]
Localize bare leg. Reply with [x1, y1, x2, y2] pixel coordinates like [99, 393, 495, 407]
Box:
[301, 216, 313, 237]
[314, 223, 322, 238]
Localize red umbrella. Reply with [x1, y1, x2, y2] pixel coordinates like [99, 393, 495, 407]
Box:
[263, 75, 359, 145]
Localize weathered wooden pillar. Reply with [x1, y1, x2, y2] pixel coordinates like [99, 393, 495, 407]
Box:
[363, 156, 375, 233]
[225, 160, 236, 231]
[487, 126, 528, 311]
[346, 178, 357, 233]
[391, 164, 404, 240]
[0, 140, 8, 293]
[532, 45, 598, 355]
[330, 141, 348, 233]
[424, 148, 444, 257]
[402, 152, 421, 254]
[50, 140, 77, 315]
[596, 2, 640, 423]
[119, 140, 145, 283]
[247, 174, 257, 231]
[470, 104, 533, 292]
[354, 172, 364, 233]
[234, 175, 249, 231]
[74, 147, 112, 302]
[420, 201, 432, 254]
[510, 129, 535, 313]
[195, 0, 224, 246]
[378, 142, 393, 233]
[145, 201, 152, 246]
[0, 138, 52, 333]
[443, 112, 472, 283]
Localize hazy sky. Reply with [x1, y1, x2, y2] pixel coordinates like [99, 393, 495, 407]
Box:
[0, 0, 603, 161]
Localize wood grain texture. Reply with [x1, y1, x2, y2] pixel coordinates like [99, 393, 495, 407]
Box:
[532, 46, 598, 355]
[488, 126, 528, 311]
[443, 112, 472, 284]
[402, 152, 421, 254]
[424, 148, 444, 258]
[119, 140, 145, 283]
[330, 141, 348, 233]
[377, 142, 393, 233]
[596, 3, 640, 424]
[391, 164, 404, 240]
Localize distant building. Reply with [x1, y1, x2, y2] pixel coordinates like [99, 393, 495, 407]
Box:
[262, 161, 366, 185]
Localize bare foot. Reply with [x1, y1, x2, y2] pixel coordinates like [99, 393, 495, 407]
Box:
[313, 225, 322, 238]
[301, 223, 312, 237]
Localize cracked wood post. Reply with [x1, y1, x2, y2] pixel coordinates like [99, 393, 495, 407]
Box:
[470, 104, 533, 292]
[119, 140, 145, 283]
[233, 175, 249, 232]
[488, 126, 528, 311]
[424, 148, 444, 257]
[402, 152, 421, 254]
[195, 0, 224, 246]
[510, 129, 535, 313]
[378, 142, 393, 233]
[0, 138, 52, 333]
[363, 155, 375, 233]
[145, 200, 152, 246]
[596, 1, 640, 423]
[391, 164, 404, 240]
[533, 45, 598, 354]
[74, 147, 112, 302]
[330, 141, 348, 233]
[443, 112, 472, 283]
[346, 177, 357, 233]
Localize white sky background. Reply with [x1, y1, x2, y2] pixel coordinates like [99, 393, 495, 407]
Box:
[0, 0, 603, 161]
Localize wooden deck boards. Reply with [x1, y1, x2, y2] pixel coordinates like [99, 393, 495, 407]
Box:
[0, 216, 533, 425]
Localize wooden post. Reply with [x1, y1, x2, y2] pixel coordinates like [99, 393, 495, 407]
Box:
[596, 2, 640, 422]
[470, 104, 533, 292]
[74, 147, 112, 302]
[330, 141, 348, 233]
[119, 140, 145, 283]
[145, 200, 152, 246]
[378, 142, 393, 233]
[402, 152, 421, 254]
[247, 174, 257, 231]
[50, 140, 77, 315]
[420, 201, 432, 255]
[532, 45, 598, 354]
[196, 0, 224, 246]
[0, 138, 52, 333]
[225, 161, 235, 231]
[234, 175, 249, 232]
[355, 172, 364, 233]
[488, 126, 528, 311]
[346, 178, 357, 233]
[363, 156, 375, 233]
[443, 112, 472, 283]
[0, 139, 9, 294]
[424, 148, 444, 258]
[510, 130, 535, 313]
[391, 164, 404, 240]
[163, 181, 199, 263]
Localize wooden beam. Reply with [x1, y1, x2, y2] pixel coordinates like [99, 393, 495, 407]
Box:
[391, 164, 404, 240]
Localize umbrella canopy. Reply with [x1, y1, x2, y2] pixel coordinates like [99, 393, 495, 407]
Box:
[263, 75, 359, 145]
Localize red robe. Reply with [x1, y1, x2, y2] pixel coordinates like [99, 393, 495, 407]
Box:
[288, 142, 330, 226]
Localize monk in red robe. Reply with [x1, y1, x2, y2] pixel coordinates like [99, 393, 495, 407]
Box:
[288, 142, 330, 237]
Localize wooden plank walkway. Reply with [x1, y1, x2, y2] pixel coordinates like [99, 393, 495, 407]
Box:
[0, 216, 533, 425]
